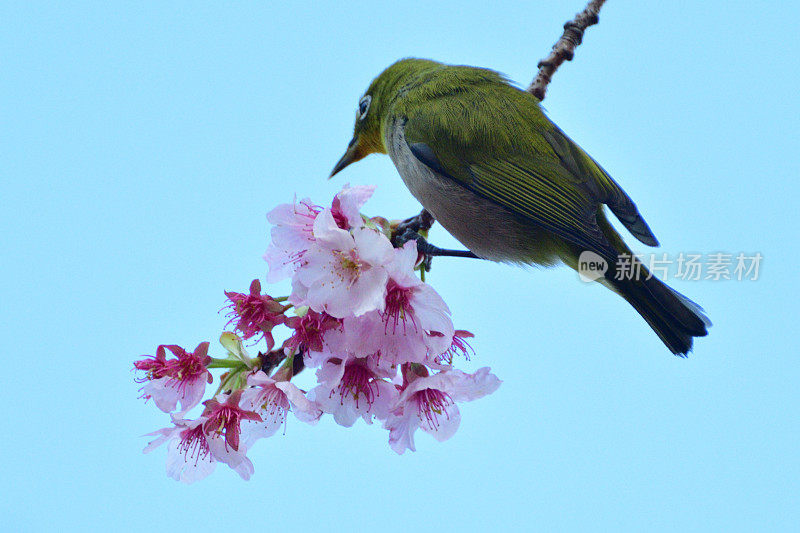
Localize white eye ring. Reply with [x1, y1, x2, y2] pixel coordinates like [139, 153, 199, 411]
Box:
[357, 95, 372, 121]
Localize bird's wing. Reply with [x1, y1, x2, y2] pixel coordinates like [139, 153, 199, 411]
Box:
[406, 137, 615, 259]
[399, 88, 658, 259]
[541, 122, 659, 247]
[400, 104, 609, 257]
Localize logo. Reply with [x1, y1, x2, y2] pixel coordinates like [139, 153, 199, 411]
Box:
[577, 250, 607, 282]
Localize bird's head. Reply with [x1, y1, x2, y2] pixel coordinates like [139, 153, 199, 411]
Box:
[330, 58, 440, 178]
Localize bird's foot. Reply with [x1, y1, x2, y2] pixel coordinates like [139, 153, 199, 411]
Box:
[391, 209, 480, 271]
[393, 209, 436, 237]
[391, 226, 479, 272]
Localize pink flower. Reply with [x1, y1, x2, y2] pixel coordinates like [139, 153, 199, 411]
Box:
[309, 356, 398, 427]
[384, 367, 501, 454]
[283, 309, 341, 361]
[144, 415, 254, 483]
[135, 343, 213, 414]
[144, 417, 216, 483]
[342, 242, 454, 364]
[434, 330, 475, 366]
[133, 345, 172, 380]
[330, 184, 375, 229]
[265, 185, 378, 291]
[201, 389, 262, 452]
[264, 198, 321, 282]
[224, 279, 287, 349]
[293, 209, 394, 318]
[239, 369, 321, 445]
[138, 185, 509, 480]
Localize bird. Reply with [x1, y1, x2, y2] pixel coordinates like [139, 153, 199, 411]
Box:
[330, 58, 710, 356]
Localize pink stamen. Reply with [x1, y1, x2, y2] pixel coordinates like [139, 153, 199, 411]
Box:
[224, 280, 287, 346]
[285, 311, 340, 353]
[435, 330, 475, 365]
[332, 362, 377, 410]
[331, 209, 349, 230]
[202, 390, 261, 451]
[177, 424, 211, 466]
[383, 281, 417, 334]
[415, 389, 454, 431]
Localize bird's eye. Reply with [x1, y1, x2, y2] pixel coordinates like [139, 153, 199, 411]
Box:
[357, 95, 372, 121]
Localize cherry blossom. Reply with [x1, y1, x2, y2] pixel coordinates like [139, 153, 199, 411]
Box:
[283, 309, 341, 363]
[224, 279, 288, 349]
[309, 356, 398, 427]
[201, 389, 262, 452]
[138, 184, 502, 482]
[144, 417, 215, 483]
[330, 183, 375, 228]
[293, 209, 394, 318]
[434, 330, 475, 366]
[385, 367, 501, 454]
[239, 369, 321, 446]
[264, 198, 321, 282]
[264, 186, 374, 280]
[341, 242, 454, 365]
[135, 342, 212, 414]
[144, 416, 254, 483]
[133, 344, 171, 380]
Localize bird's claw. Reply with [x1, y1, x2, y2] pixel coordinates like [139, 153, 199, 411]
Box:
[393, 228, 435, 272]
[390, 209, 480, 273]
[393, 209, 435, 238]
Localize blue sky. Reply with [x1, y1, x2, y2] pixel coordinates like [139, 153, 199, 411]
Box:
[2, 1, 798, 531]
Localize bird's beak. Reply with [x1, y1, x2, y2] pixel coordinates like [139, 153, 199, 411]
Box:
[330, 135, 363, 178]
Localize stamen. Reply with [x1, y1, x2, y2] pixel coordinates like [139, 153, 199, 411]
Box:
[416, 389, 454, 431]
[384, 282, 417, 334]
[334, 363, 376, 410]
[178, 425, 211, 466]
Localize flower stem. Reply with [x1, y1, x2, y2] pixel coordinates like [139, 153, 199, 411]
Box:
[208, 357, 247, 369]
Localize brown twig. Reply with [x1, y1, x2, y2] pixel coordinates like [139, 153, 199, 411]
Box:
[259, 348, 286, 375]
[528, 0, 607, 101]
[259, 347, 306, 377]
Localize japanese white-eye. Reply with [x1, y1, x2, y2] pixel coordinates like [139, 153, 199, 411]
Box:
[331, 58, 710, 355]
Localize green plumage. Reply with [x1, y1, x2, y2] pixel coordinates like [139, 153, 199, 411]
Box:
[332, 58, 710, 355]
[376, 59, 657, 258]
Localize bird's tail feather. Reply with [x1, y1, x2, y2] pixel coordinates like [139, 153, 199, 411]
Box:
[586, 207, 711, 355]
[607, 262, 710, 356]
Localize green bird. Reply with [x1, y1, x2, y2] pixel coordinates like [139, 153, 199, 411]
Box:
[331, 58, 710, 355]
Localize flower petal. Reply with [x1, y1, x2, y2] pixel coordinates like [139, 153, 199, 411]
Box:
[313, 209, 354, 250]
[333, 184, 375, 227]
[384, 408, 418, 455]
[276, 381, 321, 424]
[418, 397, 461, 442]
[352, 227, 394, 266]
[165, 438, 216, 484]
[446, 367, 502, 402]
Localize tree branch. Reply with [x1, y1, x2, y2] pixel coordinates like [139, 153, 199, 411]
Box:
[528, 0, 607, 101]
